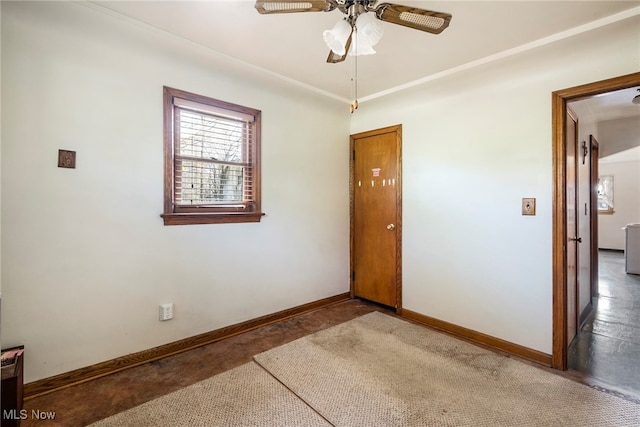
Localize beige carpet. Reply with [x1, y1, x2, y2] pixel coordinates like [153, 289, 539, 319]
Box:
[89, 362, 331, 426]
[93, 312, 640, 426]
[254, 312, 640, 426]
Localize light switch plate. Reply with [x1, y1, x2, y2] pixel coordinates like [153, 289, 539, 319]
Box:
[522, 198, 536, 215]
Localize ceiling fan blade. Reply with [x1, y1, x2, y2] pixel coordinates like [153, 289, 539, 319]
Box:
[255, 0, 335, 14]
[326, 50, 346, 63]
[326, 32, 352, 64]
[374, 3, 452, 34]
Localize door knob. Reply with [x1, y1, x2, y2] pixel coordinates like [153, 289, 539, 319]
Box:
[387, 224, 395, 230]
[569, 236, 582, 243]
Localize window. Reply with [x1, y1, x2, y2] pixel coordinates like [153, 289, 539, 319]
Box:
[597, 175, 614, 215]
[162, 87, 263, 225]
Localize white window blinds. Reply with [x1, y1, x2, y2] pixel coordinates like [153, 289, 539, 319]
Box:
[173, 101, 256, 210]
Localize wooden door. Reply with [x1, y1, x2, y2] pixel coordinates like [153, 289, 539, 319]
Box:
[350, 125, 402, 309]
[566, 108, 579, 344]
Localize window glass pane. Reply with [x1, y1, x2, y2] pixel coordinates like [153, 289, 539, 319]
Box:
[176, 160, 245, 205]
[597, 175, 614, 213]
[177, 109, 245, 163]
[175, 108, 251, 206]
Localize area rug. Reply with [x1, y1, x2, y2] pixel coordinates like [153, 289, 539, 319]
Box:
[254, 311, 640, 426]
[89, 362, 331, 426]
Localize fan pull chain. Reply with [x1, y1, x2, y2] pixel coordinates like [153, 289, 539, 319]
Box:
[350, 24, 359, 114]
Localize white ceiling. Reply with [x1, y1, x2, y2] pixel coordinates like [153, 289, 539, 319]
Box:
[571, 87, 640, 121]
[90, 0, 640, 129]
[599, 145, 640, 163]
[570, 87, 640, 161]
[92, 0, 640, 103]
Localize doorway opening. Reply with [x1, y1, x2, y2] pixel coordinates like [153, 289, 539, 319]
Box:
[552, 71, 640, 372]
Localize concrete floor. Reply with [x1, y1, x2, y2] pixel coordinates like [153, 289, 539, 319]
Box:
[21, 299, 391, 426]
[568, 250, 640, 401]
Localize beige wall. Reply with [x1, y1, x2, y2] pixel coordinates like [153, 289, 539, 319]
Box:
[599, 117, 640, 157]
[1, 1, 639, 384]
[350, 15, 640, 353]
[599, 159, 640, 250]
[1, 1, 350, 382]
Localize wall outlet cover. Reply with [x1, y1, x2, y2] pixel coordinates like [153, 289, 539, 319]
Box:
[159, 303, 174, 321]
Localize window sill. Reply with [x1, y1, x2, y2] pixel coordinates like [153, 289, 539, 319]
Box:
[161, 212, 265, 225]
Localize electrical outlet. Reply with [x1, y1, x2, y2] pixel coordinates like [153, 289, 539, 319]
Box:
[159, 303, 174, 321]
[522, 198, 536, 216]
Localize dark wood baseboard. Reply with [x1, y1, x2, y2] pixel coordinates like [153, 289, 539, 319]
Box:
[402, 309, 552, 367]
[25, 292, 351, 399]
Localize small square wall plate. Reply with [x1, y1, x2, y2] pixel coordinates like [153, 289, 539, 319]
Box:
[58, 150, 76, 169]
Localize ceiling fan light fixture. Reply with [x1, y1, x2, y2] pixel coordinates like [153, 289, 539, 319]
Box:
[349, 41, 376, 56]
[355, 12, 383, 46]
[256, 0, 452, 65]
[323, 19, 352, 56]
[347, 13, 382, 57]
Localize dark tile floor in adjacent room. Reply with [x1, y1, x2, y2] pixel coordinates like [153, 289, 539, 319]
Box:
[21, 256, 640, 426]
[569, 249, 640, 401]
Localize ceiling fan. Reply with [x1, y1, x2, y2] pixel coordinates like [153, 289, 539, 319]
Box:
[254, 0, 452, 64]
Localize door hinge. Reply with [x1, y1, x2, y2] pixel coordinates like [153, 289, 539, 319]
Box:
[352, 150, 355, 161]
[352, 271, 355, 281]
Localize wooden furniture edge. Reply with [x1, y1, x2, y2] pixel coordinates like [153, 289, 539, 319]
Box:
[24, 292, 351, 399]
[402, 309, 552, 366]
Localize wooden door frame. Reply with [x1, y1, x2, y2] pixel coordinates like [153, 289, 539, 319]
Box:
[565, 106, 579, 344]
[551, 72, 640, 370]
[349, 124, 403, 313]
[589, 135, 600, 300]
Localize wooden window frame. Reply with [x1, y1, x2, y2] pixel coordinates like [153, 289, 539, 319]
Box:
[162, 87, 264, 225]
